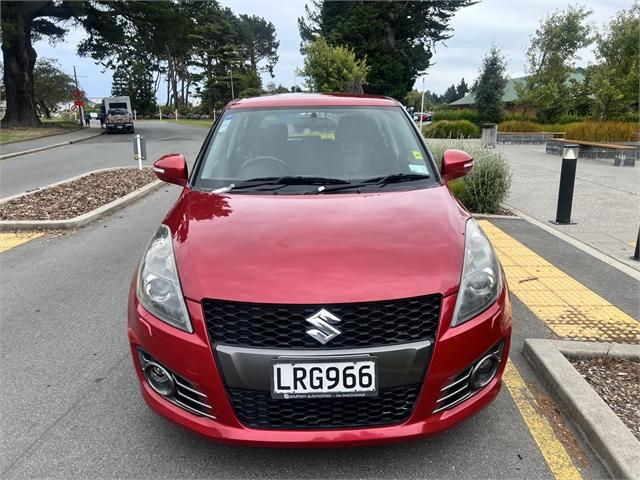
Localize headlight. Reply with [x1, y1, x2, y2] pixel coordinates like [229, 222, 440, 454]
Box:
[137, 224, 193, 333]
[451, 219, 503, 326]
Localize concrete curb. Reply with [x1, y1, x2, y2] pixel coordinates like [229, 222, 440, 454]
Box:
[472, 212, 522, 220]
[0, 168, 163, 231]
[506, 205, 640, 281]
[0, 130, 105, 161]
[523, 339, 640, 479]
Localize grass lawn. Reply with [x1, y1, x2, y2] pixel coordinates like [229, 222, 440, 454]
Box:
[174, 119, 214, 128]
[0, 119, 81, 144]
[137, 118, 215, 128]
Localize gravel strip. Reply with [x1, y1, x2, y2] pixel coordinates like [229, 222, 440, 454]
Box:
[0, 168, 157, 221]
[571, 357, 640, 440]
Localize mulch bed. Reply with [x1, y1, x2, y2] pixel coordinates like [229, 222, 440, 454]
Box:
[0, 168, 157, 221]
[571, 357, 640, 440]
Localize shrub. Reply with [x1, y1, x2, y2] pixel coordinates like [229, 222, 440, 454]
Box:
[422, 120, 480, 139]
[557, 113, 583, 124]
[611, 111, 640, 124]
[498, 120, 543, 132]
[564, 121, 638, 142]
[427, 140, 512, 214]
[431, 108, 479, 123]
[503, 112, 537, 122]
[540, 123, 575, 133]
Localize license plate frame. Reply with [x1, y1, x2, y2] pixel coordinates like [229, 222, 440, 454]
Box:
[271, 355, 378, 399]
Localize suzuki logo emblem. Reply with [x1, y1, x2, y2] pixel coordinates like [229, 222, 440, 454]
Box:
[305, 308, 342, 345]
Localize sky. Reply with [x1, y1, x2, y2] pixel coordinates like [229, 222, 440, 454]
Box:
[32, 0, 634, 102]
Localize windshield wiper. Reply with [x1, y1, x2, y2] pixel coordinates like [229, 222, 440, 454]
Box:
[213, 176, 350, 193]
[362, 173, 430, 186]
[312, 173, 431, 194]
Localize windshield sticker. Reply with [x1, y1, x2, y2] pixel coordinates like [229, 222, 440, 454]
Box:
[412, 150, 423, 161]
[219, 116, 232, 133]
[409, 164, 428, 174]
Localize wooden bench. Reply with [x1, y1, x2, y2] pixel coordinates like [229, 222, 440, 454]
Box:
[553, 138, 637, 151]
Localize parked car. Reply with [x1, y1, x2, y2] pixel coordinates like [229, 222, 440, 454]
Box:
[128, 93, 511, 447]
[103, 96, 134, 133]
[413, 111, 433, 122]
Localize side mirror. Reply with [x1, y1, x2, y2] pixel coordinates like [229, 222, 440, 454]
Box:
[441, 149, 473, 182]
[154, 153, 188, 187]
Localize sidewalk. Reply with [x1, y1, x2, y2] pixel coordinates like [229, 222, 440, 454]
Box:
[498, 143, 640, 271]
[0, 124, 104, 158]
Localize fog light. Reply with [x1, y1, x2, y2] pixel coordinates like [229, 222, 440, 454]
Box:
[469, 354, 499, 390]
[144, 362, 175, 396]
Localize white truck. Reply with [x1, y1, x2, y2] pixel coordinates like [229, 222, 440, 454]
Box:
[102, 96, 134, 133]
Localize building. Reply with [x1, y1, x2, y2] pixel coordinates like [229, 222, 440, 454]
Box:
[449, 72, 585, 110]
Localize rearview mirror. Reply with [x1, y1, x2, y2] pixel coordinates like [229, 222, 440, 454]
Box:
[154, 154, 188, 187]
[441, 149, 473, 182]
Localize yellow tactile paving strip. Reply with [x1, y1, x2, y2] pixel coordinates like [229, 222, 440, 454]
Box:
[0, 232, 42, 254]
[503, 361, 582, 480]
[479, 220, 640, 343]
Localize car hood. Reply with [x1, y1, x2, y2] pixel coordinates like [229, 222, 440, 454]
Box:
[165, 186, 469, 304]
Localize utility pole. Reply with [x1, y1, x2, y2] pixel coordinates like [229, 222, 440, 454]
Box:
[73, 66, 85, 128]
[419, 75, 426, 131]
[230, 68, 235, 100]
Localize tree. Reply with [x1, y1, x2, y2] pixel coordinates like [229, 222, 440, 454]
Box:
[442, 84, 459, 104]
[237, 14, 279, 76]
[456, 78, 469, 99]
[33, 58, 75, 118]
[474, 46, 508, 123]
[515, 5, 593, 122]
[1, 1, 81, 127]
[404, 90, 422, 111]
[111, 59, 158, 116]
[298, 1, 475, 99]
[297, 37, 369, 92]
[589, 5, 639, 119]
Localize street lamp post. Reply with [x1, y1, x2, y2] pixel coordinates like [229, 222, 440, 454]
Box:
[419, 76, 425, 132]
[230, 68, 235, 100]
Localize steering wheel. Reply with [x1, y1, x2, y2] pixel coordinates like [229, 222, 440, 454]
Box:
[238, 156, 291, 176]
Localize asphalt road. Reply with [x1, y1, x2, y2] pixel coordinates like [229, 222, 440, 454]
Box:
[0, 122, 612, 479]
[0, 121, 207, 198]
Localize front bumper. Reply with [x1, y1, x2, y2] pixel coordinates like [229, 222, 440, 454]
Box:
[128, 287, 511, 447]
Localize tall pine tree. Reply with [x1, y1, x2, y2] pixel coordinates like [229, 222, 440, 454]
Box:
[474, 46, 508, 123]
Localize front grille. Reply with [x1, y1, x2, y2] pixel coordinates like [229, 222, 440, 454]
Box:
[203, 295, 441, 349]
[227, 384, 421, 429]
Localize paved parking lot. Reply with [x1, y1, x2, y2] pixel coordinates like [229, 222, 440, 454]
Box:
[2, 123, 637, 479]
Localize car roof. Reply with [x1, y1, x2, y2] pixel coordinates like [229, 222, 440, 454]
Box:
[228, 93, 401, 109]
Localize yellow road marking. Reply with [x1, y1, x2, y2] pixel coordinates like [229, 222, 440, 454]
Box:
[479, 221, 640, 343]
[503, 361, 582, 480]
[0, 232, 42, 253]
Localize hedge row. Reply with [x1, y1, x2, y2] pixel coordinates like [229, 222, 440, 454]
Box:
[422, 120, 480, 139]
[497, 120, 638, 141]
[564, 121, 638, 142]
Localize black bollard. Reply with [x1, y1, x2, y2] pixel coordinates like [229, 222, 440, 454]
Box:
[633, 227, 639, 261]
[551, 144, 579, 225]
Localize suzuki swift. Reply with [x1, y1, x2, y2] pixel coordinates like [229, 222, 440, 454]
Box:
[128, 93, 512, 447]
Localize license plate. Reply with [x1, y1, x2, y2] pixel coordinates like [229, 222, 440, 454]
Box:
[117, 125, 123, 129]
[272, 357, 377, 399]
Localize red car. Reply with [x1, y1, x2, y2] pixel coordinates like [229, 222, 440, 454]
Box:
[128, 93, 511, 447]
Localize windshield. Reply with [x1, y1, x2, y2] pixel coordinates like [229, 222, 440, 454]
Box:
[109, 108, 128, 115]
[193, 106, 437, 193]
